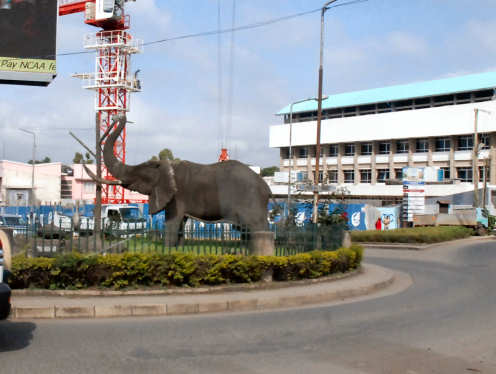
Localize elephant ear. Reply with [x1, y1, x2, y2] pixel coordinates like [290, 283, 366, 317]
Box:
[148, 161, 178, 215]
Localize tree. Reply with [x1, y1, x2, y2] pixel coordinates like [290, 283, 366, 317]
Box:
[28, 156, 51, 164]
[261, 166, 279, 177]
[159, 148, 175, 161]
[150, 148, 180, 162]
[73, 152, 93, 164]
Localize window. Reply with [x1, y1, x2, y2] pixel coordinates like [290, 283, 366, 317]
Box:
[360, 169, 371, 183]
[328, 170, 338, 183]
[378, 142, 390, 155]
[440, 167, 450, 180]
[296, 172, 308, 182]
[415, 138, 429, 153]
[318, 171, 324, 183]
[83, 182, 95, 194]
[395, 168, 403, 180]
[377, 169, 390, 183]
[457, 135, 473, 151]
[298, 148, 308, 158]
[281, 148, 290, 159]
[328, 144, 338, 157]
[360, 143, 372, 155]
[457, 167, 472, 182]
[344, 143, 355, 156]
[343, 170, 354, 183]
[435, 138, 450, 152]
[396, 140, 409, 154]
[479, 133, 490, 150]
[479, 166, 490, 182]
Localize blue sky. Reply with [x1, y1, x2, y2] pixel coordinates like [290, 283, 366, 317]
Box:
[2, 0, 496, 167]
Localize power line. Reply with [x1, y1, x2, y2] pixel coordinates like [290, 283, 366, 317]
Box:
[31, 0, 369, 60]
[1, 0, 368, 67]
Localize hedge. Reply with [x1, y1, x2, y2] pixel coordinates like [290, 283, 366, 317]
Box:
[350, 226, 473, 244]
[8, 245, 363, 290]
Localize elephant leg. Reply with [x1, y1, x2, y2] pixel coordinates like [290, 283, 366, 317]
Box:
[164, 200, 184, 248]
[177, 217, 188, 247]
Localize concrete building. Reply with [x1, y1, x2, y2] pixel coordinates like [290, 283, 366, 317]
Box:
[0, 161, 147, 206]
[0, 161, 62, 205]
[269, 72, 496, 209]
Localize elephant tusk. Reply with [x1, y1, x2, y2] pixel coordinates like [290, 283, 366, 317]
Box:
[83, 164, 123, 186]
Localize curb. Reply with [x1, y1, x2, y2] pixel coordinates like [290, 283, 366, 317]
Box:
[360, 235, 495, 251]
[10, 266, 395, 319]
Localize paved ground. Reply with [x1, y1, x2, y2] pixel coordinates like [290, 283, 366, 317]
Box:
[1, 238, 495, 373]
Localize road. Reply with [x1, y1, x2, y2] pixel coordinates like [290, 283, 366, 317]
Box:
[0, 239, 495, 373]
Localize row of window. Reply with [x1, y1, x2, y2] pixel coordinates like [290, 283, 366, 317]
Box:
[299, 166, 489, 184]
[283, 89, 494, 124]
[285, 134, 490, 159]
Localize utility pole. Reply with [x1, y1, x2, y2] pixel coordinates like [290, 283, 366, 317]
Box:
[19, 129, 36, 207]
[473, 109, 479, 208]
[313, 0, 337, 224]
[95, 113, 102, 234]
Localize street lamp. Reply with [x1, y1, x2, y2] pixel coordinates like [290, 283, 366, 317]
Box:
[287, 97, 322, 218]
[313, 0, 338, 224]
[473, 108, 491, 208]
[19, 128, 37, 207]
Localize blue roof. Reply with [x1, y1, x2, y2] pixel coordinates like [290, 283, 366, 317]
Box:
[277, 71, 496, 115]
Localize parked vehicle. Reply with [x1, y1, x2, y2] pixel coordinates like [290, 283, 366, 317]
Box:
[0, 214, 29, 236]
[101, 205, 146, 238]
[36, 211, 72, 238]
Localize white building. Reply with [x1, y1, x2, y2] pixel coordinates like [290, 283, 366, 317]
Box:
[0, 161, 62, 205]
[269, 72, 496, 208]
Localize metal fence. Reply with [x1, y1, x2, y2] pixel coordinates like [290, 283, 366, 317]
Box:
[12, 219, 345, 257]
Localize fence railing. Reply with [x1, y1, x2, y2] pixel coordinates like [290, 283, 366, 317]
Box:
[12, 219, 345, 257]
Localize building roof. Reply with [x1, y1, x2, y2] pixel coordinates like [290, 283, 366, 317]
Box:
[277, 71, 496, 115]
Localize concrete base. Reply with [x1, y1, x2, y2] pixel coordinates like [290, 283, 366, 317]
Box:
[342, 231, 352, 248]
[251, 231, 275, 256]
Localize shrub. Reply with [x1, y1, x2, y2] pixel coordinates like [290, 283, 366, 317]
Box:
[9, 246, 363, 290]
[350, 226, 473, 244]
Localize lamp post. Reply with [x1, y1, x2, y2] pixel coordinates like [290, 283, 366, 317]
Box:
[473, 108, 491, 208]
[313, 0, 337, 224]
[287, 98, 320, 218]
[19, 128, 37, 207]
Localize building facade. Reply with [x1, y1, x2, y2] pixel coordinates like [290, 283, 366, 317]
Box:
[0, 161, 147, 206]
[269, 72, 496, 207]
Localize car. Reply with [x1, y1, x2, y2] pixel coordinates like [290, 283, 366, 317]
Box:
[0, 214, 29, 236]
[0, 248, 11, 320]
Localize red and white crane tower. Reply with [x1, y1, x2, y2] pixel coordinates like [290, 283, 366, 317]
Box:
[59, 0, 144, 204]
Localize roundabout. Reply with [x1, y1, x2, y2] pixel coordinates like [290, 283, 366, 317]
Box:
[1, 238, 495, 373]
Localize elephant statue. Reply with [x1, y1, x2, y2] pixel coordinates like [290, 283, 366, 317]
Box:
[86, 116, 271, 247]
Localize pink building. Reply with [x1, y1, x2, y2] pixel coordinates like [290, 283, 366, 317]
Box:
[66, 164, 148, 203]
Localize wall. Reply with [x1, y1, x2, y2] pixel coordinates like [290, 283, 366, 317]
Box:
[71, 164, 148, 203]
[0, 161, 61, 204]
[270, 101, 496, 147]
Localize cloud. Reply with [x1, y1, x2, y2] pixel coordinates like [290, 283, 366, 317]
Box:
[386, 31, 428, 57]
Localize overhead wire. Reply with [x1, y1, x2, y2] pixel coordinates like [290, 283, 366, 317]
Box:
[14, 0, 367, 60]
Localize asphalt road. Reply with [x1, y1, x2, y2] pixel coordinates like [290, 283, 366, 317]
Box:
[1, 240, 495, 374]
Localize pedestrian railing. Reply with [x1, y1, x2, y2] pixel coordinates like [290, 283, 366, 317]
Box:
[14, 218, 345, 257]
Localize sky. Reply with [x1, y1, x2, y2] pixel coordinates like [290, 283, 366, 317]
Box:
[2, 0, 496, 167]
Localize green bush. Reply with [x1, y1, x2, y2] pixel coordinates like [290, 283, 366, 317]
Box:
[350, 226, 473, 244]
[9, 246, 363, 290]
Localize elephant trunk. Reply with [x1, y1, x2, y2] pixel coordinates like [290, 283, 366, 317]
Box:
[103, 115, 133, 184]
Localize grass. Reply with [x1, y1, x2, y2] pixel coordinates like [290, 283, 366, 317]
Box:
[350, 226, 474, 244]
